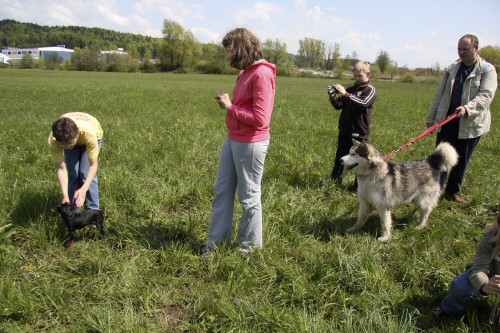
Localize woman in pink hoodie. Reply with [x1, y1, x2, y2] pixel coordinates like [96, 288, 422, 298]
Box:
[206, 28, 277, 255]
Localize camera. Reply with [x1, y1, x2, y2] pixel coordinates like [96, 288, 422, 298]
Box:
[328, 86, 337, 94]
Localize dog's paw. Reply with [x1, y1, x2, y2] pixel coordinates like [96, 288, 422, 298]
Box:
[377, 234, 390, 242]
[415, 224, 427, 230]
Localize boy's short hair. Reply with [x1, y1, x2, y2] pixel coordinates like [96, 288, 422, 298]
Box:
[52, 117, 78, 144]
[353, 61, 371, 73]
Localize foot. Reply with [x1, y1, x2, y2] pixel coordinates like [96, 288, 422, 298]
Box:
[443, 193, 467, 204]
[238, 245, 254, 257]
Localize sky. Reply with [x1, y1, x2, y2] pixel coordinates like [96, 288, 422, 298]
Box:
[1, 0, 499, 69]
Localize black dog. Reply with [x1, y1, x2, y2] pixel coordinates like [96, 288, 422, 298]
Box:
[57, 203, 105, 248]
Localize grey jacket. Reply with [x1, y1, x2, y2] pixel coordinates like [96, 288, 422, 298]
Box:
[468, 227, 500, 292]
[426, 56, 497, 139]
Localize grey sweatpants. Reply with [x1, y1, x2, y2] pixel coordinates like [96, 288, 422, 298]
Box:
[206, 137, 269, 250]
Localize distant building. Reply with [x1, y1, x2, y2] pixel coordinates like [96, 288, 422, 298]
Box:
[1, 47, 40, 60]
[39, 46, 74, 60]
[1, 45, 74, 61]
[0, 53, 10, 64]
[99, 48, 128, 58]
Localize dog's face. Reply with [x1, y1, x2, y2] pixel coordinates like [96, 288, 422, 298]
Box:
[57, 202, 74, 221]
[341, 140, 383, 175]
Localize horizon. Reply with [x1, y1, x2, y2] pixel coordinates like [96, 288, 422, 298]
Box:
[1, 0, 499, 69]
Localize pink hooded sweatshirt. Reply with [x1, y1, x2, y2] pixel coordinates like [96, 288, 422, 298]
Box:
[226, 60, 277, 142]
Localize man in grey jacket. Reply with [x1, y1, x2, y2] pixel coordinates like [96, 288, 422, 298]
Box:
[426, 34, 497, 204]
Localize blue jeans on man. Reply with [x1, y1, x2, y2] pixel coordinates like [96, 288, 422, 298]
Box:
[436, 123, 480, 195]
[64, 139, 102, 210]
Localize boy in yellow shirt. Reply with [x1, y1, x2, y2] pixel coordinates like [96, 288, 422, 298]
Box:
[48, 112, 103, 210]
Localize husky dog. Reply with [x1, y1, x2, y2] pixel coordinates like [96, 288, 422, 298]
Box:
[341, 141, 458, 242]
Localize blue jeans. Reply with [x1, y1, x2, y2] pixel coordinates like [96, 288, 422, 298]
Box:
[206, 137, 269, 250]
[441, 271, 478, 315]
[437, 124, 481, 195]
[64, 139, 102, 210]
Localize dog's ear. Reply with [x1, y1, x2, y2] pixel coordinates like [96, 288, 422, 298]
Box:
[57, 202, 70, 212]
[352, 138, 361, 146]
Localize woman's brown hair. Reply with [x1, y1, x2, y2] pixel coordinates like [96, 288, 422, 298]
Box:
[222, 28, 263, 70]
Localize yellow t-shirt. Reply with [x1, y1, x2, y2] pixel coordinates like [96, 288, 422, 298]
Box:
[48, 112, 103, 164]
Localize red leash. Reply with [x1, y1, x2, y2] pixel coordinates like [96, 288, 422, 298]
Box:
[384, 110, 461, 159]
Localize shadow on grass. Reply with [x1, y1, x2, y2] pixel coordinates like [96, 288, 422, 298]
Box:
[10, 190, 59, 228]
[10, 189, 113, 248]
[300, 210, 417, 242]
[116, 217, 206, 254]
[265, 165, 332, 190]
[300, 215, 355, 241]
[397, 292, 493, 332]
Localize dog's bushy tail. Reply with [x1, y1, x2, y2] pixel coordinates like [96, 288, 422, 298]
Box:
[428, 142, 458, 172]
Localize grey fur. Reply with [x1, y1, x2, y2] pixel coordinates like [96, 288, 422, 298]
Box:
[341, 141, 458, 242]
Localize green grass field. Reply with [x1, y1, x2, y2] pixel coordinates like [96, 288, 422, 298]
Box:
[0, 69, 498, 332]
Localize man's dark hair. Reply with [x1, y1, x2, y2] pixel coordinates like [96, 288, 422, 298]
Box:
[52, 117, 78, 144]
[461, 34, 479, 49]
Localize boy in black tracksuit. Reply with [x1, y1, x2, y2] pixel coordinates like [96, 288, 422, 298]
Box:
[328, 61, 376, 186]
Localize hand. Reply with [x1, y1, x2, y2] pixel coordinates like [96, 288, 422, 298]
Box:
[73, 188, 88, 208]
[481, 275, 500, 295]
[455, 106, 467, 117]
[333, 84, 346, 95]
[215, 91, 231, 109]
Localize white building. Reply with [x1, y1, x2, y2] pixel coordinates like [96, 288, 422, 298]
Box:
[38, 46, 74, 60]
[0, 53, 10, 64]
[1, 46, 74, 61]
[99, 48, 128, 57]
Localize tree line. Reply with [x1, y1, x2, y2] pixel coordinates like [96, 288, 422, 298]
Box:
[2, 19, 498, 78]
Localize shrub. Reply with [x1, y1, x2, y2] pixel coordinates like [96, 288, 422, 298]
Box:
[402, 74, 415, 83]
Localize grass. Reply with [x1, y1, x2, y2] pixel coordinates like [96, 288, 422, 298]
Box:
[0, 69, 498, 332]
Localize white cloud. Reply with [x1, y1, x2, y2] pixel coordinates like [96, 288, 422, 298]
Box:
[295, 0, 307, 10]
[190, 27, 222, 44]
[96, 4, 129, 26]
[305, 5, 322, 22]
[234, 2, 282, 25]
[46, 4, 79, 26]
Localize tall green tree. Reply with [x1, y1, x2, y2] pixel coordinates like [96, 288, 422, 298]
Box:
[198, 43, 227, 73]
[45, 52, 62, 70]
[325, 42, 341, 70]
[19, 54, 34, 69]
[296, 37, 325, 69]
[140, 49, 156, 72]
[432, 62, 442, 77]
[158, 19, 200, 71]
[375, 49, 391, 74]
[70, 46, 100, 71]
[479, 45, 500, 71]
[263, 39, 288, 66]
